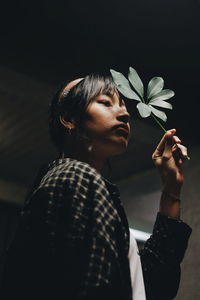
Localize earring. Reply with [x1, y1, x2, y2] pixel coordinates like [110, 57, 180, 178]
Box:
[66, 127, 72, 136]
[88, 144, 93, 152]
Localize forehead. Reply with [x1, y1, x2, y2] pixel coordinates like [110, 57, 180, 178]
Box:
[93, 91, 124, 104]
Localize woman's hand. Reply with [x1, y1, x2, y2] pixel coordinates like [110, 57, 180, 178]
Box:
[152, 129, 188, 218]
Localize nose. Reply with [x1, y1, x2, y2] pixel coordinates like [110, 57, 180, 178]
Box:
[117, 106, 130, 124]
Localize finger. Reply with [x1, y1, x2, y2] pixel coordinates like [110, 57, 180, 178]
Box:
[155, 129, 176, 154]
[163, 136, 183, 161]
[172, 146, 182, 162]
[162, 136, 174, 159]
[172, 135, 182, 144]
[153, 129, 176, 160]
[172, 145, 188, 167]
[179, 158, 183, 164]
[175, 144, 188, 158]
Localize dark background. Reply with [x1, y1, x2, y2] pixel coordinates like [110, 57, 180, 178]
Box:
[0, 2, 199, 297]
[0, 0, 199, 145]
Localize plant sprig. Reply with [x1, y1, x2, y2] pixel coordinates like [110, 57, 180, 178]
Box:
[110, 67, 174, 123]
[110, 67, 190, 160]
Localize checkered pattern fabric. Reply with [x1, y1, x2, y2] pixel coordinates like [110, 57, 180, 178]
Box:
[3, 158, 192, 300]
[23, 158, 132, 299]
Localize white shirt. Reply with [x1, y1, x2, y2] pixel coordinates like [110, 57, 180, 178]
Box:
[129, 228, 146, 300]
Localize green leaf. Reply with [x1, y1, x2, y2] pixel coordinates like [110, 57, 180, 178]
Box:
[149, 105, 167, 122]
[149, 99, 173, 110]
[110, 69, 141, 101]
[117, 85, 142, 101]
[128, 67, 144, 99]
[149, 89, 175, 102]
[147, 77, 164, 99]
[136, 102, 151, 118]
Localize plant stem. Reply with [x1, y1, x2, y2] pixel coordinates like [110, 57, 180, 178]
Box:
[151, 114, 167, 133]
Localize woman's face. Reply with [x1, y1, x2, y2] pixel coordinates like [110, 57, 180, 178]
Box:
[82, 92, 131, 158]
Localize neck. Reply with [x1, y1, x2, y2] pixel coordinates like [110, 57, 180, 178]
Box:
[63, 142, 107, 173]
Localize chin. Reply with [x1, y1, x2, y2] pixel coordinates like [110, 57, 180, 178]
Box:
[110, 141, 129, 156]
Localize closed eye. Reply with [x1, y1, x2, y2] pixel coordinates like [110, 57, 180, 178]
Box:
[98, 100, 112, 107]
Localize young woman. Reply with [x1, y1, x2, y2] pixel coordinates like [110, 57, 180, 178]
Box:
[2, 74, 191, 300]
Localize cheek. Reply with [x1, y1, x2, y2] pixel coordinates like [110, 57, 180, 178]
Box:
[84, 107, 112, 133]
[84, 116, 110, 135]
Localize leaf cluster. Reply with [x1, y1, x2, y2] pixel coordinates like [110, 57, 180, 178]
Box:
[110, 67, 175, 122]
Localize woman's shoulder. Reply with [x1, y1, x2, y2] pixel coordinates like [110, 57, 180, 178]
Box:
[29, 158, 110, 203]
[38, 158, 103, 189]
[49, 158, 101, 177]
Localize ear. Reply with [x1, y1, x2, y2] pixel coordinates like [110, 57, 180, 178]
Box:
[59, 115, 75, 129]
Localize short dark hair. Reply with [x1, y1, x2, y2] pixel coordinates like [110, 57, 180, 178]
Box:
[49, 73, 118, 154]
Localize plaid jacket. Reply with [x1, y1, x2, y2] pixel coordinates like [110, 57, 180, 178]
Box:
[2, 158, 192, 300]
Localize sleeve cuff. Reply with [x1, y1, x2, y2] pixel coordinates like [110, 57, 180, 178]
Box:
[152, 212, 192, 263]
[156, 212, 192, 239]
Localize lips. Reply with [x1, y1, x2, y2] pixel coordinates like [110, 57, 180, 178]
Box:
[117, 127, 129, 133]
[114, 124, 130, 136]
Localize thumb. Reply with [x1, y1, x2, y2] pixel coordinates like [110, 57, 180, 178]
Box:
[162, 132, 174, 160]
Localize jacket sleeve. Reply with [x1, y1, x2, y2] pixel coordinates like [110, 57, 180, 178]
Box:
[139, 213, 192, 300]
